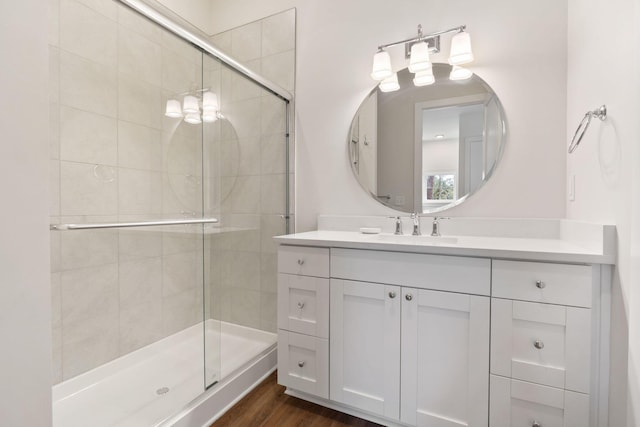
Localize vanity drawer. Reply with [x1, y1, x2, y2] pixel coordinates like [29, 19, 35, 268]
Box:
[278, 274, 329, 338]
[491, 299, 591, 393]
[278, 246, 330, 277]
[331, 248, 490, 295]
[278, 330, 329, 399]
[490, 375, 589, 427]
[492, 260, 592, 307]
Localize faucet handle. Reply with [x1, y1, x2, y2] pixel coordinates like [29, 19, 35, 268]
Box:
[431, 216, 450, 237]
[387, 216, 403, 235]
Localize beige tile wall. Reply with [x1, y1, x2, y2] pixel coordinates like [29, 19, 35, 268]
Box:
[49, 0, 294, 384]
[50, 0, 208, 383]
[207, 9, 295, 334]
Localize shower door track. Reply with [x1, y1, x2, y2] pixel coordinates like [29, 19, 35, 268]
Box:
[116, 0, 292, 103]
[50, 218, 219, 231]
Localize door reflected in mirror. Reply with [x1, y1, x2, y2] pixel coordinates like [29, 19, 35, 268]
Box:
[349, 64, 506, 214]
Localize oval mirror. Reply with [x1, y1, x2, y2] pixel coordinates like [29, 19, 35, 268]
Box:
[349, 63, 506, 213]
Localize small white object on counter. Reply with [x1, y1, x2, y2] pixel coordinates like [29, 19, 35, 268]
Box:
[359, 227, 382, 234]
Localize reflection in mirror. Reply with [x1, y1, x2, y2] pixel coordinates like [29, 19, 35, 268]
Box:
[349, 63, 505, 214]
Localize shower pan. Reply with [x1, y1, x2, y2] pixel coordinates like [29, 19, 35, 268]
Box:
[49, 0, 292, 425]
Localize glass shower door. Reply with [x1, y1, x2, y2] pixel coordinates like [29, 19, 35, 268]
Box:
[203, 50, 288, 388]
[49, 1, 216, 424]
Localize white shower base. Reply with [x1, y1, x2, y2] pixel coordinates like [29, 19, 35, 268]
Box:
[53, 320, 277, 427]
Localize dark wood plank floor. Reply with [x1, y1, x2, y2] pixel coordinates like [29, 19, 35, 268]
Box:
[210, 372, 383, 427]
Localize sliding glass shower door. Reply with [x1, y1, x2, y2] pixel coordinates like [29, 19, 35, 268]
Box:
[50, 1, 216, 424]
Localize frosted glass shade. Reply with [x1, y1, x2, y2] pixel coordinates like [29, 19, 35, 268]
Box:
[202, 111, 218, 123]
[413, 69, 435, 86]
[379, 72, 400, 92]
[165, 99, 182, 118]
[449, 65, 473, 81]
[371, 50, 392, 81]
[408, 41, 431, 73]
[203, 91, 219, 111]
[184, 113, 202, 124]
[183, 95, 199, 114]
[449, 31, 474, 65]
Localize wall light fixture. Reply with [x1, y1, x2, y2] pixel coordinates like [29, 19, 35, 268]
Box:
[165, 89, 222, 124]
[371, 24, 474, 92]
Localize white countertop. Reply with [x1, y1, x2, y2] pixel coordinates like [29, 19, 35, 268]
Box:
[274, 222, 616, 265]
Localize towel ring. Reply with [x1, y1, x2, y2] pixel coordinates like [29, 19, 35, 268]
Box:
[568, 105, 607, 153]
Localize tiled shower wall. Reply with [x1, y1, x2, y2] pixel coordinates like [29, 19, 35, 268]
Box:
[49, 0, 209, 383]
[207, 9, 296, 333]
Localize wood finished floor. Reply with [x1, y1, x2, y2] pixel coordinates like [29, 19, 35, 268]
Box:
[210, 372, 383, 427]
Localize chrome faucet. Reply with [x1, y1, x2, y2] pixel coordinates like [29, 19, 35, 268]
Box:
[431, 217, 449, 237]
[388, 216, 403, 235]
[411, 213, 421, 236]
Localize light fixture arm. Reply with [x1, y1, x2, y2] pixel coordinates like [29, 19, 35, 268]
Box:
[376, 25, 466, 51]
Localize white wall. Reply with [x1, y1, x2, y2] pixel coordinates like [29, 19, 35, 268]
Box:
[0, 0, 53, 425]
[566, 0, 640, 425]
[157, 0, 215, 34]
[198, 0, 569, 231]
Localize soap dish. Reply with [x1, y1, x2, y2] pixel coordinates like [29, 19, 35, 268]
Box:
[359, 227, 382, 234]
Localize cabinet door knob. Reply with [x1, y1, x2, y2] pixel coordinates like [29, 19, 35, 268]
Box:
[297, 361, 305, 368]
[297, 301, 305, 309]
[297, 259, 305, 265]
[405, 293, 413, 301]
[535, 280, 546, 289]
[534, 340, 545, 350]
[532, 421, 541, 427]
[388, 291, 396, 299]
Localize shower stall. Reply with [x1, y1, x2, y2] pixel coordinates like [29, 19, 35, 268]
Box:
[49, 0, 292, 425]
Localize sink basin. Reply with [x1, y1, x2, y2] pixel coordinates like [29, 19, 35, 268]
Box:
[372, 234, 458, 245]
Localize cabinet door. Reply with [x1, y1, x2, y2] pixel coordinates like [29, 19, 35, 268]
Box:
[330, 279, 401, 420]
[401, 288, 490, 427]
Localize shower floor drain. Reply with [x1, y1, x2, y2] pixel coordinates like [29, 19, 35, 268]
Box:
[156, 387, 170, 395]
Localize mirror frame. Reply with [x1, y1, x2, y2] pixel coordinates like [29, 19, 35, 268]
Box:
[349, 63, 507, 214]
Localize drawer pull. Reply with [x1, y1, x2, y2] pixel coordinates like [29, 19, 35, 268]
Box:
[297, 259, 305, 266]
[297, 301, 305, 309]
[535, 280, 546, 289]
[389, 291, 396, 299]
[532, 422, 541, 427]
[534, 340, 545, 350]
[297, 361, 305, 368]
[405, 293, 413, 301]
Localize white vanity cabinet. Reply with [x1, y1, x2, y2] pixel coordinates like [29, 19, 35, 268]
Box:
[490, 260, 599, 427]
[329, 248, 491, 426]
[277, 246, 330, 399]
[275, 239, 609, 427]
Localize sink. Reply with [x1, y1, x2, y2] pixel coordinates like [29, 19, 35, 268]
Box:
[372, 233, 458, 245]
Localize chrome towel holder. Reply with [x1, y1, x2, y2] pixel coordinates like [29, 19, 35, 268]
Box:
[568, 105, 607, 153]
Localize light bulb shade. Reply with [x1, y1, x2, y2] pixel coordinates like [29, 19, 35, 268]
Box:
[184, 113, 202, 124]
[203, 91, 219, 111]
[449, 65, 473, 81]
[408, 41, 431, 73]
[371, 50, 392, 81]
[413, 69, 435, 86]
[449, 31, 474, 65]
[165, 99, 183, 118]
[183, 95, 199, 114]
[379, 72, 400, 92]
[202, 111, 218, 123]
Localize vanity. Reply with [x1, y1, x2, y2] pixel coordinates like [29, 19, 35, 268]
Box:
[274, 216, 614, 427]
